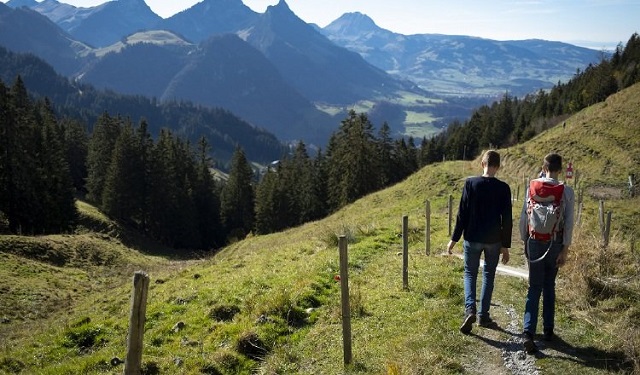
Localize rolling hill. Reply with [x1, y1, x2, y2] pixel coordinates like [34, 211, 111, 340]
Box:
[1, 83, 638, 374]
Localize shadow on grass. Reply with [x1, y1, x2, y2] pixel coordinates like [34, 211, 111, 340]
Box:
[75, 208, 213, 261]
[539, 335, 634, 373]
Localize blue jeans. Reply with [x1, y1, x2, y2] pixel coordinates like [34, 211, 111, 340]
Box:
[523, 238, 563, 335]
[463, 240, 501, 319]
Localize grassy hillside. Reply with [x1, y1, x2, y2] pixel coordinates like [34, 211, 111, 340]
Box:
[1, 84, 639, 374]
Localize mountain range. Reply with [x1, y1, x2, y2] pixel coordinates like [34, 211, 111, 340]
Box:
[321, 12, 606, 97]
[1, 0, 607, 147]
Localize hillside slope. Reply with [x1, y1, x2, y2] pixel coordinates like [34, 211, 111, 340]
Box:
[1, 84, 638, 374]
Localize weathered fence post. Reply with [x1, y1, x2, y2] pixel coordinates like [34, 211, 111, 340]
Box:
[124, 271, 150, 375]
[402, 215, 409, 290]
[578, 188, 584, 207]
[598, 200, 612, 248]
[425, 201, 431, 256]
[576, 202, 583, 227]
[603, 211, 612, 248]
[448, 194, 453, 236]
[629, 174, 636, 198]
[338, 236, 352, 365]
[598, 200, 605, 233]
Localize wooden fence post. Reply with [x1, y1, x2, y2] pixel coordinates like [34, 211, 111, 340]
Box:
[598, 200, 605, 234]
[603, 211, 612, 248]
[402, 215, 409, 290]
[448, 195, 453, 236]
[124, 271, 150, 375]
[576, 202, 583, 227]
[338, 236, 352, 365]
[425, 201, 431, 256]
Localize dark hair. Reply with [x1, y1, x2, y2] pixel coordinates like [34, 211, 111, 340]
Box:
[482, 150, 500, 168]
[543, 153, 562, 172]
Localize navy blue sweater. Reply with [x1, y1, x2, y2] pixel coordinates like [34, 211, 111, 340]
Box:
[451, 176, 512, 248]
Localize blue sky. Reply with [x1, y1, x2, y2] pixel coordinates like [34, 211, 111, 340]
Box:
[4, 0, 638, 49]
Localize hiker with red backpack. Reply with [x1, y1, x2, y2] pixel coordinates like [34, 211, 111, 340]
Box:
[519, 153, 575, 354]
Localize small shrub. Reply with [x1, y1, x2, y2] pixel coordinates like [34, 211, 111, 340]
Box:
[320, 224, 357, 248]
[0, 357, 25, 373]
[236, 331, 268, 360]
[262, 288, 308, 327]
[141, 361, 160, 375]
[200, 363, 223, 374]
[350, 282, 368, 318]
[298, 291, 323, 309]
[63, 324, 105, 351]
[209, 304, 241, 322]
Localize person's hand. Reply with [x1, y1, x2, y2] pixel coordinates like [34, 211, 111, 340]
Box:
[500, 248, 510, 264]
[446, 240, 456, 255]
[557, 246, 569, 267]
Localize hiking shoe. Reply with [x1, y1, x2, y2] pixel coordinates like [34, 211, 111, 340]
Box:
[523, 332, 538, 354]
[543, 330, 554, 341]
[459, 312, 476, 334]
[478, 316, 499, 329]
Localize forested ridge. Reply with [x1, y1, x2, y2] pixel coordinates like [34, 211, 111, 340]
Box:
[1, 33, 639, 251]
[0, 46, 285, 165]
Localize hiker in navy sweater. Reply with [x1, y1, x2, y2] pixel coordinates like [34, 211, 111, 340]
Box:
[519, 153, 575, 354]
[447, 150, 512, 334]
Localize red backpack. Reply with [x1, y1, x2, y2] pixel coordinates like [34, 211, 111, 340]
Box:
[526, 180, 565, 241]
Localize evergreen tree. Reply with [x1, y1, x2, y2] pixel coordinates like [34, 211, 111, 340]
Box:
[220, 147, 255, 240]
[193, 136, 223, 249]
[5, 77, 39, 233]
[102, 120, 141, 223]
[135, 119, 153, 231]
[86, 113, 121, 205]
[326, 111, 379, 211]
[254, 168, 282, 234]
[34, 99, 76, 232]
[287, 141, 322, 224]
[169, 137, 199, 248]
[61, 118, 88, 193]
[0, 80, 10, 230]
[312, 148, 329, 218]
[147, 129, 175, 245]
[147, 129, 199, 249]
[376, 122, 395, 186]
[0, 78, 76, 233]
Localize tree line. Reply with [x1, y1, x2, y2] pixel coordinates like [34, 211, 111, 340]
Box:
[1, 33, 639, 249]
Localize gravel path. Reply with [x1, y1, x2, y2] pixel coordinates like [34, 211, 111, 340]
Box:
[451, 253, 542, 374]
[501, 306, 540, 375]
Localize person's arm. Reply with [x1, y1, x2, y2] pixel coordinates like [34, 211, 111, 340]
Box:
[499, 184, 512, 264]
[500, 183, 513, 248]
[500, 247, 510, 264]
[557, 245, 569, 266]
[446, 240, 456, 254]
[450, 180, 470, 243]
[518, 188, 529, 242]
[558, 186, 575, 267]
[562, 186, 575, 247]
